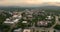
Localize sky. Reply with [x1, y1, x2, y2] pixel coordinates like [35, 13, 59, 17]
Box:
[0, 0, 60, 7]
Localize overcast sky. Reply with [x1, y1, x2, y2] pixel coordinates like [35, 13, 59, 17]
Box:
[0, 0, 60, 7]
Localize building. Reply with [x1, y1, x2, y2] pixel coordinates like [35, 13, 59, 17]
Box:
[23, 17, 27, 20]
[4, 18, 20, 25]
[36, 21, 48, 27]
[6, 18, 10, 21]
[14, 28, 22, 32]
[18, 15, 22, 19]
[4, 21, 14, 25]
[22, 21, 28, 24]
[23, 29, 33, 32]
[12, 15, 18, 18]
[45, 16, 53, 20]
[13, 19, 19, 23]
[4, 12, 22, 25]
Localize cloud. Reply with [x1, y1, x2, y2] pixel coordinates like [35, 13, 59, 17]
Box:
[0, 0, 60, 6]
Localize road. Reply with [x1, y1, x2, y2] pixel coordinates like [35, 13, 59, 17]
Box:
[50, 16, 59, 28]
[49, 16, 59, 32]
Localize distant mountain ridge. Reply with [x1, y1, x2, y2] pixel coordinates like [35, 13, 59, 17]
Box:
[0, 6, 60, 11]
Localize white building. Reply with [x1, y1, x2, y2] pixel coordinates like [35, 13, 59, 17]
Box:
[6, 18, 10, 21]
[14, 28, 22, 32]
[37, 21, 48, 26]
[22, 21, 28, 24]
[47, 16, 53, 20]
[23, 29, 31, 32]
[13, 19, 19, 23]
[4, 21, 14, 25]
[45, 16, 53, 20]
[13, 15, 18, 18]
[4, 18, 20, 25]
[4, 12, 22, 25]
[18, 15, 22, 19]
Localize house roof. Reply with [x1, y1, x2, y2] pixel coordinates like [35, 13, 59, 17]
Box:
[23, 29, 31, 32]
[37, 21, 48, 26]
[22, 21, 28, 23]
[14, 28, 22, 32]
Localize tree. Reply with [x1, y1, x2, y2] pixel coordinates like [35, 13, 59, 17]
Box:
[54, 25, 60, 30]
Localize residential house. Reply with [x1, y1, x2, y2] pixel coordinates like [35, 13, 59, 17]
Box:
[14, 28, 22, 32]
[23, 29, 33, 32]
